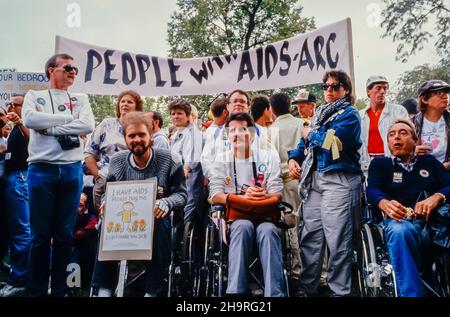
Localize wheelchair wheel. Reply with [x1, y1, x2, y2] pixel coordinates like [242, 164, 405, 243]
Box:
[181, 221, 203, 297]
[282, 228, 293, 297]
[359, 223, 380, 297]
[358, 222, 398, 297]
[431, 252, 450, 297]
[203, 218, 227, 297]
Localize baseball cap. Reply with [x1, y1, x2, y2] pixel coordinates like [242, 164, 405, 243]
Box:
[366, 75, 388, 88]
[292, 89, 316, 104]
[417, 79, 450, 97]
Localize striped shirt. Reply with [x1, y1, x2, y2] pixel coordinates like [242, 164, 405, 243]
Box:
[107, 148, 188, 212]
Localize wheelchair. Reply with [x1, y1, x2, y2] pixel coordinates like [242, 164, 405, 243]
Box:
[198, 202, 295, 297]
[89, 206, 201, 297]
[355, 203, 398, 297]
[356, 202, 450, 297]
[167, 208, 205, 297]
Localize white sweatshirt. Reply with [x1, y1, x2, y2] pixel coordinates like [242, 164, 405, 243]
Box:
[22, 89, 95, 164]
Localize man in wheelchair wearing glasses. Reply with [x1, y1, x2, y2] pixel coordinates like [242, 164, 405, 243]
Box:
[367, 119, 450, 296]
[208, 112, 285, 297]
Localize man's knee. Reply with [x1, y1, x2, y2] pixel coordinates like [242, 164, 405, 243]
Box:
[230, 220, 254, 238]
[385, 220, 418, 243]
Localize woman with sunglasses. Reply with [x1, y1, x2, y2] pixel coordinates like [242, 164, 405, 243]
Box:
[413, 80, 450, 170]
[288, 70, 362, 296]
[84, 90, 144, 212]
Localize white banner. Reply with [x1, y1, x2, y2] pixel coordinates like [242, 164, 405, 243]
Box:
[0, 72, 49, 104]
[56, 18, 353, 96]
[0, 68, 16, 73]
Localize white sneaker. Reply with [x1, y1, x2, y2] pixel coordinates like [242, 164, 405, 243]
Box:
[97, 287, 113, 297]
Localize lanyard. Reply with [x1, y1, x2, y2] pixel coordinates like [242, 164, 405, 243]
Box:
[232, 154, 259, 194]
[48, 90, 73, 115]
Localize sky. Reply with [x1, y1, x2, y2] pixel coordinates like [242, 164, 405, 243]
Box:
[0, 0, 445, 99]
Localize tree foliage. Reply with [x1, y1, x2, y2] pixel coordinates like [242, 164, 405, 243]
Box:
[166, 0, 315, 121]
[381, 0, 450, 62]
[393, 57, 450, 103]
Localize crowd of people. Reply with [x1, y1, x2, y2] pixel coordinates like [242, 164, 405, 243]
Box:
[0, 52, 449, 297]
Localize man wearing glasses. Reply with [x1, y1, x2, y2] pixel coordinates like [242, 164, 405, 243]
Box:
[359, 76, 409, 177]
[0, 94, 31, 297]
[22, 53, 95, 296]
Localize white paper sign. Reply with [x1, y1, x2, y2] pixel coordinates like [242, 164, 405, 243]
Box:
[102, 179, 156, 255]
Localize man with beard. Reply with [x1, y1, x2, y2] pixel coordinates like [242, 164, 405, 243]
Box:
[95, 112, 187, 297]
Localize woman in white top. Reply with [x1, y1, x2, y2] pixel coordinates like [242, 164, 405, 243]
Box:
[413, 80, 450, 170]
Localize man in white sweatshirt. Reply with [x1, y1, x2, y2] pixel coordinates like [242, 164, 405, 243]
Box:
[22, 53, 95, 296]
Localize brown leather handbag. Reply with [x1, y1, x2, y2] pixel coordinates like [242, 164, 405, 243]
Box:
[225, 194, 280, 223]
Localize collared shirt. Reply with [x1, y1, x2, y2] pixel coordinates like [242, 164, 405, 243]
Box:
[153, 130, 170, 150]
[84, 117, 127, 178]
[171, 123, 203, 168]
[359, 103, 409, 173]
[270, 113, 304, 179]
[392, 155, 418, 172]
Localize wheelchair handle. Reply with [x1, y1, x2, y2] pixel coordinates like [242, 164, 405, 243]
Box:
[278, 201, 294, 214]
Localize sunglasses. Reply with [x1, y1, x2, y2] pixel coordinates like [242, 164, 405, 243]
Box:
[56, 64, 79, 74]
[6, 102, 22, 108]
[322, 83, 343, 91]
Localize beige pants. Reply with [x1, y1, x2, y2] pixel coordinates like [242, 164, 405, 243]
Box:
[282, 178, 301, 278]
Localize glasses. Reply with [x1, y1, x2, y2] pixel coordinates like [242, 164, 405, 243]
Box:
[56, 64, 79, 74]
[229, 98, 248, 105]
[322, 83, 343, 91]
[6, 102, 21, 109]
[432, 90, 449, 98]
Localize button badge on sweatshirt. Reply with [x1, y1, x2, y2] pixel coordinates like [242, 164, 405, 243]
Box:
[419, 169, 429, 178]
[58, 104, 67, 111]
[225, 176, 231, 185]
[37, 97, 46, 105]
[393, 172, 403, 183]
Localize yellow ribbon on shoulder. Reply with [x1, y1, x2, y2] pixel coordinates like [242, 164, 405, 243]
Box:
[321, 129, 343, 160]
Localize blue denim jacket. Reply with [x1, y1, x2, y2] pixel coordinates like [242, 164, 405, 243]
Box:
[288, 104, 362, 175]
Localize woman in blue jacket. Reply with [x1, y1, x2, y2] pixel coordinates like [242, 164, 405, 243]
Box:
[288, 70, 362, 296]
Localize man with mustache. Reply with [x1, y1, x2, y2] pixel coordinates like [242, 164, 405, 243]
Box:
[366, 119, 450, 296]
[95, 112, 187, 297]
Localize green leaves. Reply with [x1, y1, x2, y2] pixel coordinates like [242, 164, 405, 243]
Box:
[381, 0, 450, 62]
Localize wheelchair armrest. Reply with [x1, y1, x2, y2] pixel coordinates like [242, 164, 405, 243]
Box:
[212, 205, 226, 212]
[277, 201, 296, 229]
[278, 201, 294, 214]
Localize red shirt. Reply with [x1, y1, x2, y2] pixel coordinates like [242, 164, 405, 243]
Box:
[367, 108, 384, 155]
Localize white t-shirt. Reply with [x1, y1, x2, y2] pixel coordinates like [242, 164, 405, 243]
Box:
[208, 145, 283, 202]
[421, 116, 447, 163]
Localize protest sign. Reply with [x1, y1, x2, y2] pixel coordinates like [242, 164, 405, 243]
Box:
[56, 18, 354, 96]
[98, 178, 157, 261]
